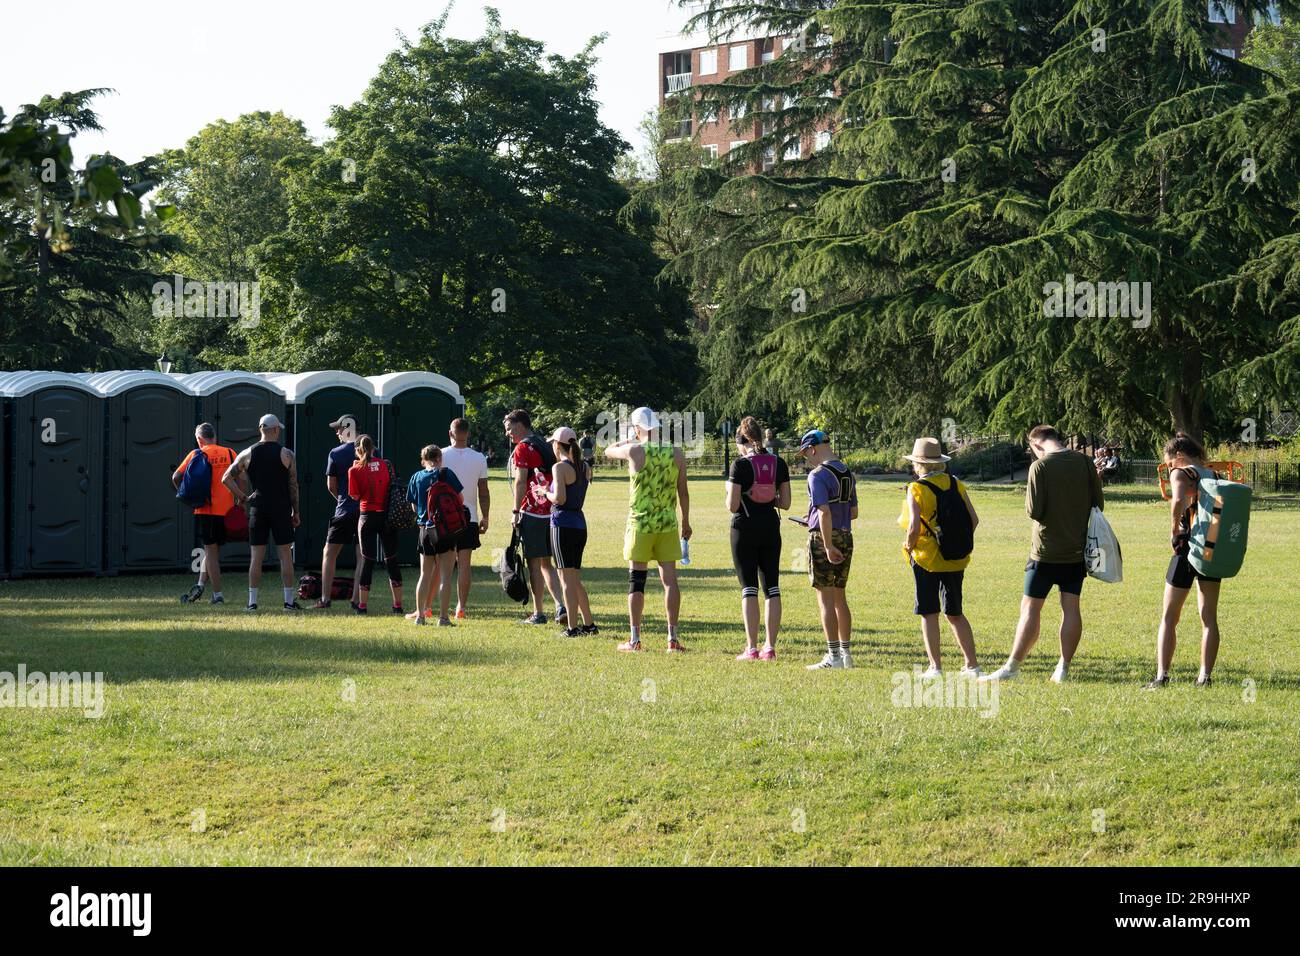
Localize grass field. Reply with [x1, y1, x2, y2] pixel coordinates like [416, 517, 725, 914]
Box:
[2, 472, 1298, 865]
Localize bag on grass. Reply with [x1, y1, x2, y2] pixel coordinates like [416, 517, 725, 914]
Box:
[500, 527, 530, 604]
[1187, 470, 1251, 579]
[298, 574, 322, 601]
[1085, 506, 1122, 584]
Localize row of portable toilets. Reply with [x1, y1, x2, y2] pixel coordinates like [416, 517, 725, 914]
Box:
[0, 370, 464, 578]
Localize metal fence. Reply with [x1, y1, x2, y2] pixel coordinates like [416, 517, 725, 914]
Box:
[1123, 459, 1300, 493]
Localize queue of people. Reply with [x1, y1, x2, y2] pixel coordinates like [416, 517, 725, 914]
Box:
[173, 408, 1231, 687]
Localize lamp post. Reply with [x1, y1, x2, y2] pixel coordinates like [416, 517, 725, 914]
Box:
[156, 353, 172, 375]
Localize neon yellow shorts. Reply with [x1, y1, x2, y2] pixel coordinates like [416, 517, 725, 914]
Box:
[624, 529, 679, 565]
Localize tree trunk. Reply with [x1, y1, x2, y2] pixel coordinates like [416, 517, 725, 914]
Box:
[1168, 349, 1205, 441]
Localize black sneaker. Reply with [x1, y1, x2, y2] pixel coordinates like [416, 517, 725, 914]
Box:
[554, 605, 568, 626]
[181, 584, 204, 604]
[245, 603, 258, 613]
[562, 627, 584, 638]
[391, 605, 405, 615]
[353, 604, 368, 615]
[1142, 675, 1170, 690]
[580, 623, 600, 636]
[283, 601, 303, 613]
[313, 598, 332, 610]
[1195, 675, 1213, 688]
[521, 612, 547, 625]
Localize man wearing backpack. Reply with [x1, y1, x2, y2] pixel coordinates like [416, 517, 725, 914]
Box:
[899, 437, 981, 679]
[318, 415, 362, 610]
[504, 409, 566, 626]
[172, 422, 237, 606]
[407, 444, 466, 627]
[982, 424, 1104, 683]
[798, 430, 858, 670]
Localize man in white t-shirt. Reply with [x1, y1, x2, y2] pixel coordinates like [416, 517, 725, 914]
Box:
[441, 418, 491, 619]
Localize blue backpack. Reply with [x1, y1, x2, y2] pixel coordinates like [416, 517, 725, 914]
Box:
[176, 449, 213, 508]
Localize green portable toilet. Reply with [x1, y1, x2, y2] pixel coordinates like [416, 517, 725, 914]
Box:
[0, 373, 16, 577]
[1, 372, 105, 577]
[87, 372, 198, 573]
[260, 372, 378, 571]
[369, 372, 465, 565]
[179, 372, 287, 570]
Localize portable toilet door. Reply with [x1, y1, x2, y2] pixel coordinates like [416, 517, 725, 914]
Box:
[369, 372, 465, 565]
[89, 371, 198, 573]
[0, 373, 15, 578]
[1, 372, 105, 576]
[259, 372, 378, 571]
[179, 372, 288, 570]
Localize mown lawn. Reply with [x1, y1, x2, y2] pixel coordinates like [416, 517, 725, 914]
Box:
[1, 473, 1297, 865]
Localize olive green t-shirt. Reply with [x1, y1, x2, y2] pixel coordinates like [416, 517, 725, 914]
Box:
[1026, 449, 1104, 562]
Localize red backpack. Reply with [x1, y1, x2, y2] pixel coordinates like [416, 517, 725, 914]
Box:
[427, 474, 468, 539]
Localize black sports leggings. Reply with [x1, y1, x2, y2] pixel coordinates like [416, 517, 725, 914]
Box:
[357, 512, 402, 589]
[730, 521, 781, 600]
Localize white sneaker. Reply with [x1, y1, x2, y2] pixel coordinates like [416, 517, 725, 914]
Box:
[919, 665, 943, 680]
[839, 649, 854, 669]
[959, 665, 983, 678]
[979, 663, 1020, 682]
[1050, 660, 1069, 683]
[806, 653, 843, 670]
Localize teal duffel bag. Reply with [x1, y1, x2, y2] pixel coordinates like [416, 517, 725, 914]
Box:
[1187, 471, 1252, 579]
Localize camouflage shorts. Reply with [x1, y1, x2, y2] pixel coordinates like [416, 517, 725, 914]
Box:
[809, 528, 853, 590]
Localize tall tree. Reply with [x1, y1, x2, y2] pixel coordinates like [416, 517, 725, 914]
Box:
[256, 12, 696, 411]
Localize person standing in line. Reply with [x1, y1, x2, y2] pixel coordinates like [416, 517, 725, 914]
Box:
[221, 414, 303, 613]
[504, 409, 567, 625]
[981, 424, 1104, 683]
[173, 422, 236, 606]
[579, 430, 596, 475]
[440, 418, 490, 620]
[605, 406, 691, 653]
[407, 444, 464, 627]
[1144, 432, 1223, 689]
[317, 415, 362, 610]
[899, 437, 981, 678]
[545, 427, 597, 637]
[347, 435, 404, 615]
[727, 417, 791, 660]
[798, 430, 857, 670]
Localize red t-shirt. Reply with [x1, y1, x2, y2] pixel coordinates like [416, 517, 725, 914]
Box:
[512, 439, 552, 517]
[348, 458, 392, 514]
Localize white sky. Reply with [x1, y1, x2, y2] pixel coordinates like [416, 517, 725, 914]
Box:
[2, 0, 698, 164]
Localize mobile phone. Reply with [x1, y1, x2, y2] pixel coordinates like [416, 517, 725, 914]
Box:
[787, 516, 808, 526]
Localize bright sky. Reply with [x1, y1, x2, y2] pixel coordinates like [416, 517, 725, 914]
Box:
[2, 0, 697, 163]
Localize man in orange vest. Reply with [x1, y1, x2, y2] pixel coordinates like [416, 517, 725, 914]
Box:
[172, 422, 237, 605]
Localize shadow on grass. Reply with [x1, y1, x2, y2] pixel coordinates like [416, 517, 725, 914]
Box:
[0, 621, 489, 684]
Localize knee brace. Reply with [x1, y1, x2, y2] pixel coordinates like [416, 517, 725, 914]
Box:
[629, 569, 649, 594]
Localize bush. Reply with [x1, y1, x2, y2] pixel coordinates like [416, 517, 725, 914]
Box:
[948, 441, 1028, 481]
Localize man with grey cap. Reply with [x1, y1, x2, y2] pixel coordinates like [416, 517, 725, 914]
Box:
[318, 413, 362, 609]
[222, 413, 303, 612]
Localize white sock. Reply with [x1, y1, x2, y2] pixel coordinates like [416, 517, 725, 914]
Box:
[629, 625, 641, 644]
[283, 587, 294, 604]
[194, 579, 205, 590]
[1004, 657, 1020, 672]
[1198, 668, 1209, 681]
[249, 587, 259, 605]
[1056, 657, 1068, 671]
[668, 624, 678, 641]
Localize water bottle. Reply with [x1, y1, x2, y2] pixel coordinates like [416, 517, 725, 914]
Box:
[680, 537, 691, 566]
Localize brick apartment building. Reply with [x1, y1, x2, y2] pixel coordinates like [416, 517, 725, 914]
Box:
[655, 3, 1280, 169]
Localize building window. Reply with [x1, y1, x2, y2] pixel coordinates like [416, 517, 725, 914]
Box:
[784, 140, 801, 161]
[815, 130, 831, 152]
[762, 147, 776, 170]
[703, 144, 718, 161]
[1262, 3, 1282, 24]
[1208, 2, 1236, 24]
[732, 101, 747, 120]
[729, 140, 747, 153]
[700, 104, 719, 125]
[1215, 47, 1237, 58]
[729, 44, 748, 71]
[699, 48, 718, 76]
[760, 39, 776, 63]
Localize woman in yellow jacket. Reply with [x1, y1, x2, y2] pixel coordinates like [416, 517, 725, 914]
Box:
[898, 438, 981, 678]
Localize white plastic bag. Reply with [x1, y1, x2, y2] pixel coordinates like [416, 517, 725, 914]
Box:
[1085, 506, 1122, 584]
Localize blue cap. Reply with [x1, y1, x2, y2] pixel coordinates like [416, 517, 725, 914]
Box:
[798, 429, 829, 451]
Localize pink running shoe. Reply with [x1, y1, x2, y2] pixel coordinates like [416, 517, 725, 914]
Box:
[667, 639, 686, 654]
[455, 608, 467, 620]
[758, 646, 776, 661]
[736, 647, 760, 661]
[617, 640, 643, 653]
